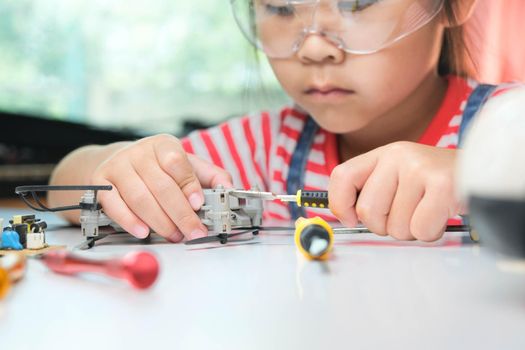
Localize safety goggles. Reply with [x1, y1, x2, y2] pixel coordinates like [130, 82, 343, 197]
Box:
[231, 0, 445, 58]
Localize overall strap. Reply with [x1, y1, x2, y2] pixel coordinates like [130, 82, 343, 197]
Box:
[458, 84, 496, 228]
[286, 116, 319, 220]
[459, 84, 497, 146]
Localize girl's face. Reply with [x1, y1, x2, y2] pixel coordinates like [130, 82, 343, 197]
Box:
[261, 0, 447, 134]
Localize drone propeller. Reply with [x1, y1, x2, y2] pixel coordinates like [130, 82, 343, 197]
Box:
[184, 226, 297, 245]
[184, 229, 260, 245]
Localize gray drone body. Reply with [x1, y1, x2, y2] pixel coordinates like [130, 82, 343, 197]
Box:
[79, 186, 264, 240]
[79, 189, 121, 238]
[199, 186, 263, 233]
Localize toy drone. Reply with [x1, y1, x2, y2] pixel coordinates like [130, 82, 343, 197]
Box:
[14, 185, 269, 249]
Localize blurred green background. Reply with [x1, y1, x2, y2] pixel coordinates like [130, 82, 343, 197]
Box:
[0, 0, 289, 134]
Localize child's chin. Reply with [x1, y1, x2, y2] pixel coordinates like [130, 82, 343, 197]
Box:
[311, 114, 369, 134]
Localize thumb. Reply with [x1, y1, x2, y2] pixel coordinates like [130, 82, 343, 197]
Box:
[188, 154, 234, 189]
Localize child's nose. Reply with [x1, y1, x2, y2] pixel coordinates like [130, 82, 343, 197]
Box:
[296, 34, 345, 64]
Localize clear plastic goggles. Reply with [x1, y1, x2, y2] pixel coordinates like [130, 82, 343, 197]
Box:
[231, 0, 445, 58]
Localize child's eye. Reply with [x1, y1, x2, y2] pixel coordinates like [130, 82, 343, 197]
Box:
[264, 3, 295, 17]
[338, 0, 379, 13]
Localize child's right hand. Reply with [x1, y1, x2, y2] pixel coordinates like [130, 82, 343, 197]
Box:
[90, 134, 233, 243]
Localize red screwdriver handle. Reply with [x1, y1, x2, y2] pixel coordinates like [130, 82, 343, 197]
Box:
[41, 250, 160, 290]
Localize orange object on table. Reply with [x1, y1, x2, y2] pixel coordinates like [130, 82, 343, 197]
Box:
[0, 254, 27, 299]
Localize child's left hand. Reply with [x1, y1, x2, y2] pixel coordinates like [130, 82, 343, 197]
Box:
[328, 141, 462, 241]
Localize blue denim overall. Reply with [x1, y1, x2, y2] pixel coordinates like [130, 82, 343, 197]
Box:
[286, 84, 497, 220]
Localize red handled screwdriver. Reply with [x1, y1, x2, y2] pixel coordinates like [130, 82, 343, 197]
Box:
[38, 250, 160, 290]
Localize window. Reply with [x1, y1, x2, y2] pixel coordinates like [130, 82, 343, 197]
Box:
[0, 0, 289, 135]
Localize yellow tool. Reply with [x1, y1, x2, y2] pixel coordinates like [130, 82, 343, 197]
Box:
[231, 189, 329, 208]
[283, 190, 329, 208]
[294, 217, 334, 260]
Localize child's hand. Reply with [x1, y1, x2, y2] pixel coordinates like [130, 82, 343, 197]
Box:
[91, 134, 233, 242]
[328, 142, 461, 241]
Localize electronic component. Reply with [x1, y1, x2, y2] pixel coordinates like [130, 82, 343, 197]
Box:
[0, 214, 48, 251]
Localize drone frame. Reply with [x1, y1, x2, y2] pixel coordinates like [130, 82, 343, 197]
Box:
[14, 185, 268, 249]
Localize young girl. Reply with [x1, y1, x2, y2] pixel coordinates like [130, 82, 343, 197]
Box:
[49, 0, 515, 243]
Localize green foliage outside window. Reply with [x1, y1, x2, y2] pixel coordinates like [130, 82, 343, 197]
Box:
[0, 0, 288, 134]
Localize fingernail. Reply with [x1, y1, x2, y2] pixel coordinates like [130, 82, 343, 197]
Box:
[190, 229, 207, 240]
[188, 192, 204, 211]
[168, 232, 183, 243]
[133, 225, 150, 239]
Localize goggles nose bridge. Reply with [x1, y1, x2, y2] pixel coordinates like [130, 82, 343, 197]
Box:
[307, 0, 339, 29]
[289, 0, 347, 53]
[292, 27, 347, 54]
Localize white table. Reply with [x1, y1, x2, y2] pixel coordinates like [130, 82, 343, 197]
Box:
[1, 208, 525, 350]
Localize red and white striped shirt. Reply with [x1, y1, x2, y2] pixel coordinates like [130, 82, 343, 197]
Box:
[182, 76, 514, 222]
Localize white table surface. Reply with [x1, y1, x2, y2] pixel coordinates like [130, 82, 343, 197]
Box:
[1, 208, 524, 350]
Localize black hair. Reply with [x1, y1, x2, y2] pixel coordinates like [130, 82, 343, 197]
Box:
[439, 0, 476, 77]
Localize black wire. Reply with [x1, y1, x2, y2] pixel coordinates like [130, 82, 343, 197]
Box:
[15, 191, 82, 212]
[19, 193, 48, 212]
[31, 191, 51, 211]
[14, 185, 111, 212]
[34, 191, 82, 212]
[15, 185, 112, 194]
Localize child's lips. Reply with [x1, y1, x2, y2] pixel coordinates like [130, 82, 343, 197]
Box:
[304, 85, 355, 102]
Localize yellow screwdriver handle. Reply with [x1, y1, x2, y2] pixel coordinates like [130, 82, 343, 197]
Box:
[296, 190, 329, 208]
[294, 217, 334, 260]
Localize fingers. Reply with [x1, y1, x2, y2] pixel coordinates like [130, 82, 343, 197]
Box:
[92, 177, 150, 239]
[103, 163, 184, 241]
[410, 175, 456, 242]
[90, 134, 237, 243]
[410, 192, 448, 242]
[355, 159, 398, 236]
[154, 138, 205, 211]
[386, 176, 425, 240]
[137, 156, 208, 241]
[189, 154, 234, 188]
[329, 143, 457, 242]
[328, 151, 379, 228]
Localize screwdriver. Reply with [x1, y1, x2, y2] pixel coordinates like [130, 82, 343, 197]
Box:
[231, 189, 329, 208]
[37, 250, 160, 290]
[232, 189, 477, 241]
[294, 216, 476, 260]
